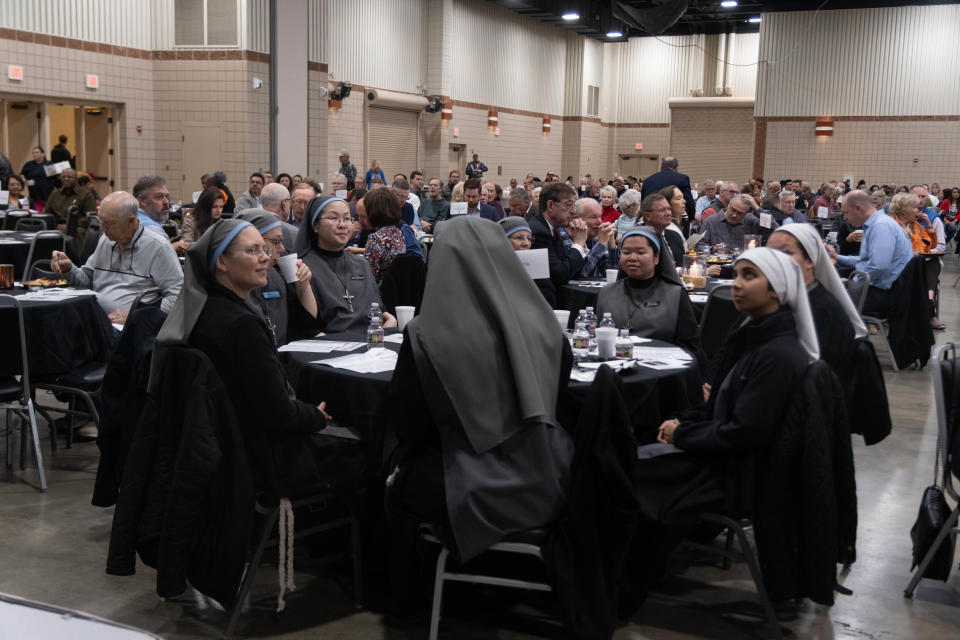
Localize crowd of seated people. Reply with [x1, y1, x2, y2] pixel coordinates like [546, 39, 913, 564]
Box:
[33, 149, 957, 637]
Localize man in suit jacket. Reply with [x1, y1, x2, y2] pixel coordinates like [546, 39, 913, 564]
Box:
[530, 182, 588, 307]
[641, 156, 695, 226]
[507, 186, 539, 220]
[463, 178, 499, 221]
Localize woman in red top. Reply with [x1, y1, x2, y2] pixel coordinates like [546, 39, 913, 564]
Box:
[939, 186, 959, 250]
[600, 185, 620, 224]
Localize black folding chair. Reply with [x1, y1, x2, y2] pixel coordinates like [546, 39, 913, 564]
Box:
[30, 213, 57, 230]
[845, 270, 870, 314]
[904, 342, 960, 597]
[2, 211, 29, 230]
[79, 222, 102, 264]
[26, 260, 55, 281]
[14, 217, 45, 233]
[379, 253, 427, 315]
[23, 231, 66, 283]
[0, 295, 47, 492]
[65, 205, 83, 238]
[697, 285, 743, 361]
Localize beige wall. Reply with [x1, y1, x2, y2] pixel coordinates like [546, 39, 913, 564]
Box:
[671, 103, 755, 188]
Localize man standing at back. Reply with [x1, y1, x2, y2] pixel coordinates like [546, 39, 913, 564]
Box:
[641, 156, 695, 229]
[338, 150, 357, 190]
[530, 182, 588, 307]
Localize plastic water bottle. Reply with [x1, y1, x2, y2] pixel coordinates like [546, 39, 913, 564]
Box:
[616, 329, 633, 359]
[599, 312, 616, 329]
[575, 309, 588, 331]
[367, 315, 384, 349]
[369, 302, 381, 321]
[585, 306, 597, 337]
[572, 323, 590, 359]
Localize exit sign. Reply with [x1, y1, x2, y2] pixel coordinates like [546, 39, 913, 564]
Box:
[86, 74, 99, 89]
[8, 65, 23, 81]
[634, 143, 643, 150]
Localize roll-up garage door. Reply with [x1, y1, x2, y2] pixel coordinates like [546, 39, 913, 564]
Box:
[367, 107, 419, 182]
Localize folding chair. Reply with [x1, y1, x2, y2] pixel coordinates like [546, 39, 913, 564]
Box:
[2, 211, 29, 230]
[420, 527, 553, 640]
[0, 295, 47, 492]
[845, 270, 870, 314]
[14, 217, 45, 233]
[904, 342, 960, 597]
[79, 221, 102, 264]
[23, 231, 65, 282]
[29, 213, 57, 230]
[697, 285, 743, 361]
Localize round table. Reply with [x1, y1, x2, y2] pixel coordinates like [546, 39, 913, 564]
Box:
[0, 231, 34, 280]
[281, 330, 702, 450]
[559, 277, 732, 321]
[0, 287, 115, 376]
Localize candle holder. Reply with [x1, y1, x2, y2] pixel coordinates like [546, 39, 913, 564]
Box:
[743, 234, 761, 251]
[681, 254, 707, 288]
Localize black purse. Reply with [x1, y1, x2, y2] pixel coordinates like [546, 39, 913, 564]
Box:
[910, 436, 955, 581]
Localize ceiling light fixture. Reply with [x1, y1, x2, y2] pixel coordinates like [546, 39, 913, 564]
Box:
[748, 16, 761, 23]
[606, 30, 623, 38]
[562, 12, 579, 21]
[721, 1, 738, 7]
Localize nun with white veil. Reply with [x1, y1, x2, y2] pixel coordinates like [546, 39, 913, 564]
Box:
[767, 223, 867, 387]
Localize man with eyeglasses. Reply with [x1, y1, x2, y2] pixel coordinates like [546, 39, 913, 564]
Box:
[50, 191, 183, 325]
[290, 182, 317, 228]
[697, 193, 778, 254]
[699, 180, 739, 223]
[236, 172, 265, 211]
[530, 182, 588, 307]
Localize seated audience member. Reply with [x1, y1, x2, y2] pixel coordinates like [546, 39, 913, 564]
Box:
[134, 175, 171, 238]
[235, 172, 264, 211]
[151, 218, 356, 497]
[1, 174, 30, 211]
[600, 185, 620, 224]
[812, 183, 841, 215]
[363, 188, 407, 283]
[827, 190, 912, 315]
[569, 198, 619, 278]
[442, 170, 460, 200]
[450, 181, 465, 203]
[891, 193, 936, 254]
[939, 186, 959, 248]
[289, 182, 316, 228]
[895, 192, 946, 329]
[768, 190, 807, 226]
[499, 216, 532, 251]
[462, 178, 498, 221]
[697, 194, 778, 252]
[391, 177, 422, 230]
[236, 210, 317, 346]
[767, 225, 868, 384]
[580, 180, 601, 201]
[642, 193, 686, 266]
[658, 186, 688, 254]
[384, 215, 573, 609]
[296, 195, 396, 331]
[639, 248, 817, 525]
[330, 173, 348, 196]
[257, 182, 299, 249]
[276, 173, 293, 190]
[695, 180, 716, 219]
[44, 167, 96, 239]
[176, 187, 223, 252]
[419, 178, 449, 233]
[51, 191, 183, 324]
[209, 170, 236, 214]
[698, 180, 739, 223]
[597, 227, 697, 353]
[482, 181, 505, 220]
[507, 186, 538, 221]
[530, 182, 587, 306]
[77, 172, 101, 201]
[615, 188, 642, 238]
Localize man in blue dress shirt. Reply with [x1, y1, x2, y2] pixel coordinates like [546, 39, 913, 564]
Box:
[133, 175, 171, 238]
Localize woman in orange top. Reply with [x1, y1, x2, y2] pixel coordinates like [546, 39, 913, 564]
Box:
[890, 192, 936, 254]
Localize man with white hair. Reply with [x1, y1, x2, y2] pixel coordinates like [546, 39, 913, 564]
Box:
[699, 180, 739, 223]
[768, 190, 807, 226]
[695, 180, 716, 220]
[256, 181, 299, 250]
[330, 173, 348, 195]
[50, 191, 182, 324]
[570, 197, 618, 277]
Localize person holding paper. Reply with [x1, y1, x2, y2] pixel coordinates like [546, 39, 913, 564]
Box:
[530, 182, 587, 307]
[295, 195, 397, 332]
[150, 218, 363, 498]
[596, 227, 697, 353]
[236, 210, 317, 346]
[20, 146, 54, 207]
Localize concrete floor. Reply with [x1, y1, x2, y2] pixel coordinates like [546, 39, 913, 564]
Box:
[3, 261, 960, 639]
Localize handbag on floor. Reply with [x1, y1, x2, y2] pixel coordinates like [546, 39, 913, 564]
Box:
[909, 436, 955, 581]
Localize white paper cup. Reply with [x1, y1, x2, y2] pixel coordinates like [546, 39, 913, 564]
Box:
[395, 305, 415, 330]
[596, 327, 618, 359]
[606, 269, 618, 284]
[277, 254, 299, 283]
[553, 309, 570, 332]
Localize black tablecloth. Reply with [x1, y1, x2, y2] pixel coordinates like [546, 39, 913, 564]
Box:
[559, 277, 733, 322]
[0, 231, 78, 279]
[281, 331, 701, 450]
[0, 288, 114, 375]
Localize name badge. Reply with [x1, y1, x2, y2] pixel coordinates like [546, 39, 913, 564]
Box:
[263, 290, 281, 299]
[349, 274, 365, 281]
[642, 300, 662, 308]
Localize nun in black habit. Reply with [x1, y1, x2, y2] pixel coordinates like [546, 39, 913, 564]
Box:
[294, 195, 396, 332]
[383, 215, 574, 609]
[152, 219, 353, 497]
[235, 209, 318, 346]
[596, 226, 698, 354]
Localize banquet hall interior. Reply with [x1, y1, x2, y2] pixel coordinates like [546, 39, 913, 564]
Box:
[3, 0, 960, 638]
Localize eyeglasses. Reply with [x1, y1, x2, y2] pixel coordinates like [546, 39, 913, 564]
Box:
[292, 199, 312, 207]
[320, 216, 353, 225]
[239, 245, 269, 258]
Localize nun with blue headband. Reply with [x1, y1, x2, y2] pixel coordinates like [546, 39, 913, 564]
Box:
[153, 218, 338, 495]
[236, 209, 317, 346]
[596, 226, 699, 354]
[294, 195, 396, 332]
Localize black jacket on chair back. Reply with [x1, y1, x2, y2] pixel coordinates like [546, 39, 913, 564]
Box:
[106, 346, 255, 609]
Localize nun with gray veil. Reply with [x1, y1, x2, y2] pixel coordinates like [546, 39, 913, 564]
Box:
[382, 215, 574, 614]
[152, 218, 357, 497]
